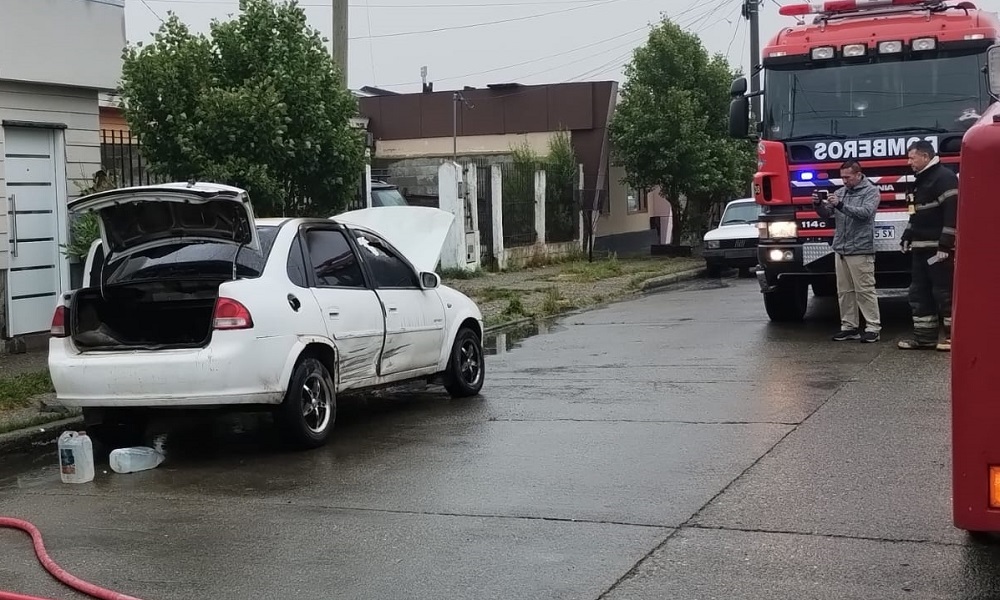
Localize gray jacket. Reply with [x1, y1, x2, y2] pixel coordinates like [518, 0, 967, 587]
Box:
[815, 176, 879, 255]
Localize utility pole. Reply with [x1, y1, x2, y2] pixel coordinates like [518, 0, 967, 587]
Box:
[742, 0, 761, 122]
[452, 91, 473, 163]
[333, 0, 348, 88]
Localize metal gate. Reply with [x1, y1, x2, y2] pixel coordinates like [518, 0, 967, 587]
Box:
[475, 164, 495, 269]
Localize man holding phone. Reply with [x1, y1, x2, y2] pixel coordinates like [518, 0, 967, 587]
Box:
[813, 160, 881, 343]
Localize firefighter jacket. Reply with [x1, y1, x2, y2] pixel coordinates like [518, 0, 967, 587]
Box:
[901, 157, 958, 251]
[814, 176, 879, 255]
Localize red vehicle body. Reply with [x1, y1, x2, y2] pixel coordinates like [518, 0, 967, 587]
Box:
[728, 0, 999, 322]
[952, 81, 1000, 535]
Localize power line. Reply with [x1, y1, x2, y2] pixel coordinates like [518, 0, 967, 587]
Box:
[347, 0, 624, 40]
[380, 23, 650, 88]
[144, 0, 618, 7]
[139, 0, 165, 22]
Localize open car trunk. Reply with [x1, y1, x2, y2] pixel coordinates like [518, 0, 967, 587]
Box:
[71, 280, 222, 351]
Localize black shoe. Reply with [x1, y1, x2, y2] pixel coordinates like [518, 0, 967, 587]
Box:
[832, 329, 861, 341]
[860, 331, 880, 343]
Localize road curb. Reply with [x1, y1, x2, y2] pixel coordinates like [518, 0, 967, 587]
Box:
[0, 415, 84, 455]
[639, 267, 707, 292]
[482, 267, 706, 334]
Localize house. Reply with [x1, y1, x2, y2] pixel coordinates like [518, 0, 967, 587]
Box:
[0, 0, 126, 351]
[357, 81, 659, 258]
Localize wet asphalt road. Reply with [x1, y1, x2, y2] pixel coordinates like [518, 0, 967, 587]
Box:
[2, 276, 1000, 600]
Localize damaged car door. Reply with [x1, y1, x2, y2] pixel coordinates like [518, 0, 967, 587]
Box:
[300, 225, 385, 390]
[350, 229, 446, 377]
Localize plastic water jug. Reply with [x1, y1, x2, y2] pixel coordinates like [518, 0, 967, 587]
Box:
[109, 447, 165, 474]
[57, 431, 95, 484]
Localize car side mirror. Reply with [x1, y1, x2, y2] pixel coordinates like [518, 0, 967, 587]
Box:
[729, 96, 750, 139]
[730, 76, 748, 98]
[420, 272, 440, 290]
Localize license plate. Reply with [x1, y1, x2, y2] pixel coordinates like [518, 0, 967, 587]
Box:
[875, 225, 895, 239]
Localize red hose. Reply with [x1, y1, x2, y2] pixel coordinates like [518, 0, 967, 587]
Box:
[0, 517, 144, 600]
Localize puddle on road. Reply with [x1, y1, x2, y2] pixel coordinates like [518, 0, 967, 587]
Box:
[484, 319, 565, 356]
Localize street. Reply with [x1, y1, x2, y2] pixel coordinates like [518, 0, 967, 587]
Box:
[2, 276, 998, 600]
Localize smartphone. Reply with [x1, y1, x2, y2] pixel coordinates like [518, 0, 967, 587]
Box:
[816, 190, 829, 202]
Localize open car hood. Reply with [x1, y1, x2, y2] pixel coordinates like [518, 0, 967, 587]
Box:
[333, 206, 455, 273]
[67, 182, 260, 260]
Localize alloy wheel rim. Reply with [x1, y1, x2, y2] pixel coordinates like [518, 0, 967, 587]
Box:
[301, 374, 332, 434]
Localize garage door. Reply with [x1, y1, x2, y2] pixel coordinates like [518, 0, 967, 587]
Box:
[4, 127, 63, 337]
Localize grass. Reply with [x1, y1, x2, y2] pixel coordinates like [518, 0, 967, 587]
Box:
[0, 371, 54, 412]
[0, 412, 77, 436]
[475, 286, 525, 303]
[555, 255, 625, 282]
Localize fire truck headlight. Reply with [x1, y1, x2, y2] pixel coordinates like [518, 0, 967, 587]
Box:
[768, 249, 794, 262]
[879, 41, 903, 54]
[767, 221, 798, 239]
[912, 37, 937, 51]
[843, 44, 866, 57]
[811, 46, 835, 60]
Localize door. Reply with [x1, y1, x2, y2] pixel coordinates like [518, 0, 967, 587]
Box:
[351, 229, 446, 376]
[4, 127, 64, 336]
[301, 227, 385, 389]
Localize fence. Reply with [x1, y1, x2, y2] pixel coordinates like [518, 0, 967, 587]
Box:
[100, 130, 165, 188]
[499, 161, 538, 248]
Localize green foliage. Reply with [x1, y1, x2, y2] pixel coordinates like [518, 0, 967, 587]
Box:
[609, 19, 755, 244]
[119, 0, 366, 217]
[61, 170, 118, 261]
[545, 130, 578, 242]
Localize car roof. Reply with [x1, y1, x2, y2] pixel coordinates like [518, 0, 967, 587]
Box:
[727, 198, 755, 205]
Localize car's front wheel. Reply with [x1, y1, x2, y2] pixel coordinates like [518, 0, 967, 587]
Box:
[277, 357, 336, 450]
[443, 327, 485, 398]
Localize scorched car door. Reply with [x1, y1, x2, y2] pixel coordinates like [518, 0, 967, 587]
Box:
[351, 230, 446, 376]
[302, 228, 385, 389]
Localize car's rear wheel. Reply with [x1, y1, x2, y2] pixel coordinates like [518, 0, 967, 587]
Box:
[444, 327, 485, 398]
[277, 357, 336, 450]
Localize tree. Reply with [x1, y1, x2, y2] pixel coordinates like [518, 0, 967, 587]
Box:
[119, 0, 366, 217]
[609, 18, 755, 245]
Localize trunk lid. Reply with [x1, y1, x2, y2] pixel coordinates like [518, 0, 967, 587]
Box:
[333, 206, 455, 273]
[67, 182, 260, 261]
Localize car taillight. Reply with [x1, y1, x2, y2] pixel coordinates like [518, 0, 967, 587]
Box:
[212, 297, 254, 330]
[51, 305, 67, 338]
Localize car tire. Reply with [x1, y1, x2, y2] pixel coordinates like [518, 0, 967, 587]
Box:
[706, 262, 723, 278]
[276, 357, 336, 450]
[763, 282, 808, 322]
[443, 326, 485, 398]
[83, 408, 148, 456]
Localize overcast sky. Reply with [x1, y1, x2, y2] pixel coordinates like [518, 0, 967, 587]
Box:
[127, 0, 1000, 92]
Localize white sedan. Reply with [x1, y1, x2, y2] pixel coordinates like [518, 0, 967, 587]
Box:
[48, 182, 485, 449]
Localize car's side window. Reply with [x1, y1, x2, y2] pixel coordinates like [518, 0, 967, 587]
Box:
[286, 235, 309, 288]
[351, 231, 420, 289]
[304, 229, 367, 288]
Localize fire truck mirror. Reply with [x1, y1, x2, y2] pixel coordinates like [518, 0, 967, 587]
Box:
[988, 45, 1000, 97]
[730, 77, 748, 98]
[729, 96, 751, 139]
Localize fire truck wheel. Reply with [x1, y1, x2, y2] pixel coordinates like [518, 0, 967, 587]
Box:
[763, 283, 808, 322]
[812, 279, 837, 297]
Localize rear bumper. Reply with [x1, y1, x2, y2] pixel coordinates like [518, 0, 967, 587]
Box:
[48, 333, 298, 408]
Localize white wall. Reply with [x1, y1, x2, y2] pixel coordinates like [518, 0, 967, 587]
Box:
[0, 0, 126, 91]
[0, 82, 102, 270]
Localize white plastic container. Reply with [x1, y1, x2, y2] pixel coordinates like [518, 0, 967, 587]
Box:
[109, 447, 165, 474]
[57, 431, 95, 484]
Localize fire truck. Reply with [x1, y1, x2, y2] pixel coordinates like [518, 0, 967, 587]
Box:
[951, 44, 1000, 536]
[728, 0, 999, 322]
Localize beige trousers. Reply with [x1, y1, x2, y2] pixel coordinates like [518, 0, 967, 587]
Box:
[835, 253, 881, 332]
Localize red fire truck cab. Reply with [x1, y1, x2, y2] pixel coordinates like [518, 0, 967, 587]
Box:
[728, 0, 999, 322]
[951, 44, 1000, 536]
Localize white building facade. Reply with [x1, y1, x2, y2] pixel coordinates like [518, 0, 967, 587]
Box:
[0, 0, 125, 349]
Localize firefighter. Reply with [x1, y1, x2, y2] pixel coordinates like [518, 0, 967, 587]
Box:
[898, 140, 957, 352]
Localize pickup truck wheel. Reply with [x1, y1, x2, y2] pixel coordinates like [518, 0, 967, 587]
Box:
[277, 357, 336, 450]
[763, 283, 808, 322]
[705, 262, 723, 278]
[444, 327, 485, 398]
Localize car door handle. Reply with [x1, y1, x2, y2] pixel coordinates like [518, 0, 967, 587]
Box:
[328, 309, 340, 318]
[287, 294, 301, 312]
[387, 306, 398, 313]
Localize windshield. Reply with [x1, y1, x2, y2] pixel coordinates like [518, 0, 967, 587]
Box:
[721, 202, 760, 225]
[372, 188, 408, 207]
[764, 51, 989, 140]
[96, 226, 280, 285]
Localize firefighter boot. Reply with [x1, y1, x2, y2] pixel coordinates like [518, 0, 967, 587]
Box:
[937, 316, 952, 352]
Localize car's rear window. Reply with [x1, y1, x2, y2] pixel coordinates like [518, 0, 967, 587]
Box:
[96, 226, 280, 285]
